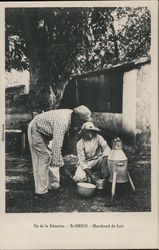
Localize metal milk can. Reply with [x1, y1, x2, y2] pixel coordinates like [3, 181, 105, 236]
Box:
[107, 137, 129, 183]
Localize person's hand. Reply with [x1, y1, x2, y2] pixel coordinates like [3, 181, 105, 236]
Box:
[84, 168, 98, 183]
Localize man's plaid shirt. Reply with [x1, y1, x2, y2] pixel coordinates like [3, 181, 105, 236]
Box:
[34, 109, 73, 167]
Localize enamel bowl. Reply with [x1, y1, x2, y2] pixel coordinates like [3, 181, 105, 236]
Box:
[77, 182, 96, 197]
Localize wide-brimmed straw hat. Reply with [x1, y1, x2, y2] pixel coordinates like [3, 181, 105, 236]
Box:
[79, 122, 100, 135]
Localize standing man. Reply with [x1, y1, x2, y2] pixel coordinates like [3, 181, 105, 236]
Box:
[28, 105, 92, 199]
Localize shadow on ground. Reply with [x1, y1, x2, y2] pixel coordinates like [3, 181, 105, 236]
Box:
[5, 152, 151, 213]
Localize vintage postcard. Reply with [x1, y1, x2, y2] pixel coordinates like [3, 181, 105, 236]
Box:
[0, 1, 158, 249]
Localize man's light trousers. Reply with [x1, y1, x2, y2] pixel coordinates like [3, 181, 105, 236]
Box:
[28, 120, 60, 194]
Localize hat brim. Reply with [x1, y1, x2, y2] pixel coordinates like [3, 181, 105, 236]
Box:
[78, 127, 101, 136]
[84, 128, 100, 132]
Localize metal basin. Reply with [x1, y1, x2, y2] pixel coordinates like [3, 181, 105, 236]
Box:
[77, 182, 96, 197]
[96, 179, 106, 189]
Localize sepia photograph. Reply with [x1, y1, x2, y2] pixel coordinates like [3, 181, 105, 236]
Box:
[5, 5, 151, 213]
[0, 1, 158, 249]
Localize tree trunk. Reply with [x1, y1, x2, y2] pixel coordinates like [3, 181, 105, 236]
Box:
[29, 57, 67, 112]
[23, 10, 71, 111]
[29, 61, 66, 112]
[23, 11, 58, 112]
[29, 58, 51, 112]
[110, 23, 119, 63]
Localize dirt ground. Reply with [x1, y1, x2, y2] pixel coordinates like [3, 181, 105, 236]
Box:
[5, 152, 151, 213]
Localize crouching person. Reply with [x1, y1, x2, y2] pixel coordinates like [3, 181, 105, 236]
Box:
[74, 122, 111, 183]
[28, 105, 92, 199]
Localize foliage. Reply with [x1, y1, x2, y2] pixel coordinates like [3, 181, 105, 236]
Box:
[5, 7, 151, 110]
[6, 7, 151, 72]
[115, 7, 151, 62]
[84, 7, 151, 70]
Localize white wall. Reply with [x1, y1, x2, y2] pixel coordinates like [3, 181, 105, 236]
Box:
[136, 64, 151, 151]
[122, 69, 138, 134]
[136, 64, 151, 133]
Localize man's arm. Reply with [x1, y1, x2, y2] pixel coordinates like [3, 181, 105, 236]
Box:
[51, 124, 67, 167]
